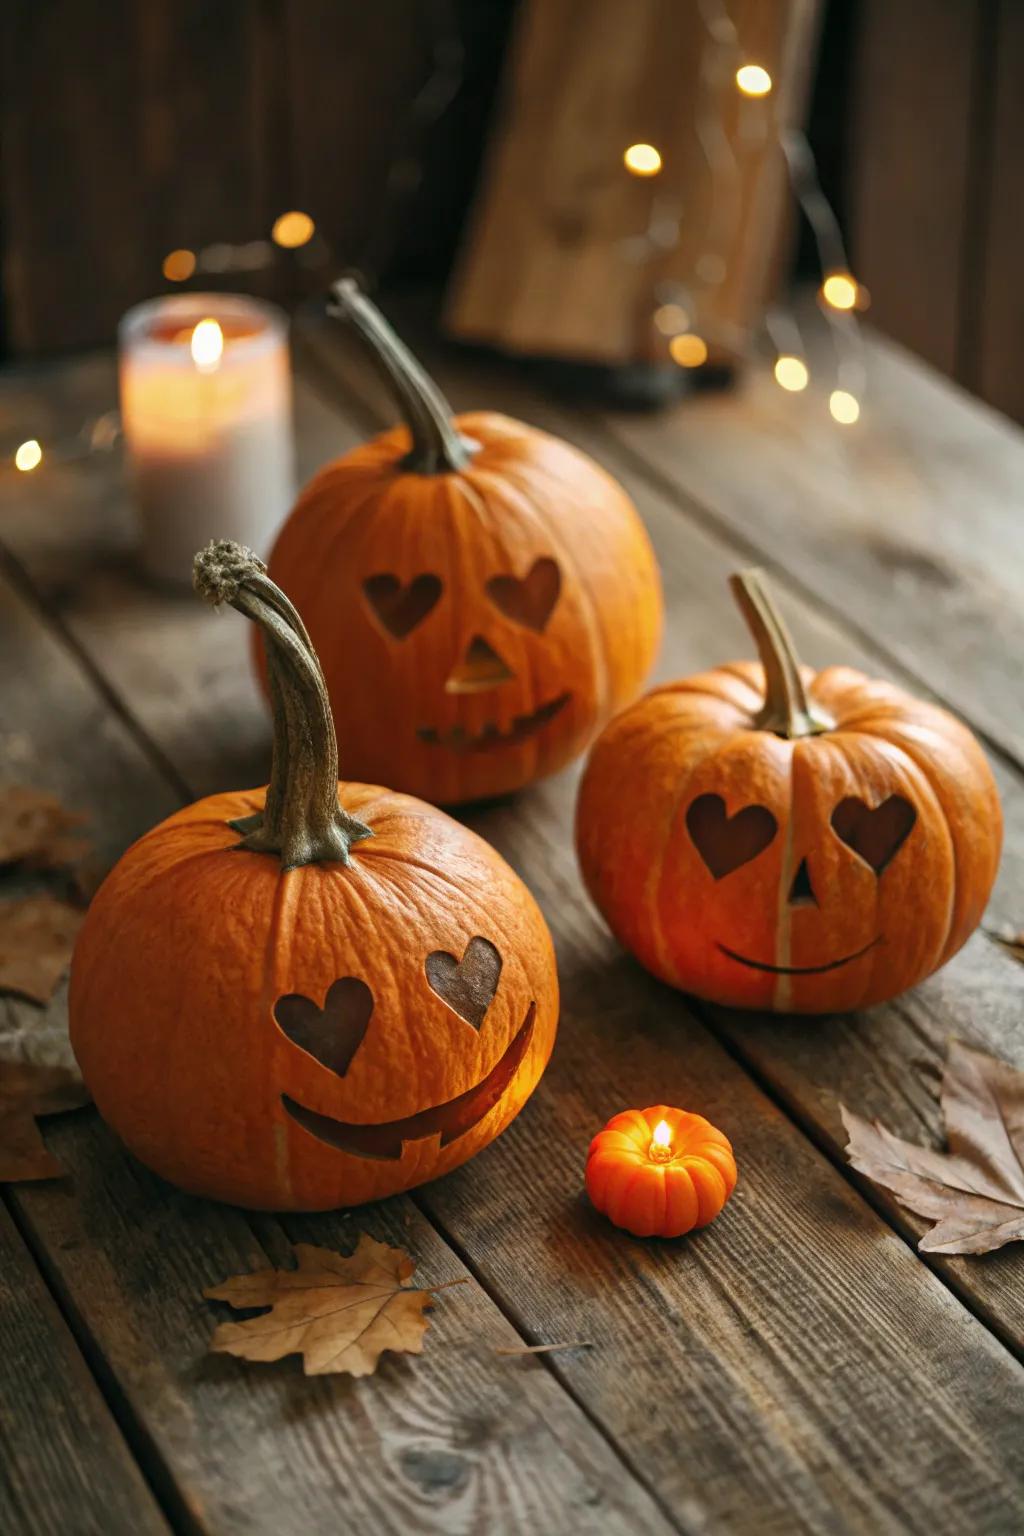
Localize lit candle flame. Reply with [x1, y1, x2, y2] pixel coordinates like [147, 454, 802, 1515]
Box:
[650, 1118, 674, 1161]
[190, 318, 224, 373]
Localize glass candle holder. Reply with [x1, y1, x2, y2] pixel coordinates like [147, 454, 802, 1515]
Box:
[119, 293, 295, 585]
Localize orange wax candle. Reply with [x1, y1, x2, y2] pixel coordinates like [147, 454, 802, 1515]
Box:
[585, 1105, 737, 1238]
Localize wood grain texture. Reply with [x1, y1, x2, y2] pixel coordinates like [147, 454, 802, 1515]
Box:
[0, 1201, 169, 1536]
[446, 0, 820, 363]
[5, 333, 1024, 1530]
[295, 308, 1024, 1355]
[0, 365, 675, 1536]
[972, 0, 1024, 423]
[850, 0, 980, 378]
[597, 320, 1024, 768]
[0, 0, 285, 354]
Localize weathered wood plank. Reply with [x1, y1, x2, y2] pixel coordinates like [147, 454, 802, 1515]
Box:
[0, 366, 676, 1536]
[15, 1111, 669, 1536]
[850, 0, 980, 379]
[597, 323, 1024, 768]
[294, 313, 1024, 1354]
[6, 341, 1024, 1531]
[0, 1200, 169, 1536]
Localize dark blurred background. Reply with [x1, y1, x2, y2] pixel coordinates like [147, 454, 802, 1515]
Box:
[2, 0, 1020, 422]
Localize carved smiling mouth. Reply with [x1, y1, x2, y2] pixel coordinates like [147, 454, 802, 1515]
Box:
[417, 694, 570, 753]
[717, 936, 882, 975]
[282, 1003, 536, 1160]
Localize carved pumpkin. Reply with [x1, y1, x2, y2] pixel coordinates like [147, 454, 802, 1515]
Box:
[260, 281, 663, 805]
[70, 541, 558, 1210]
[576, 570, 1002, 1013]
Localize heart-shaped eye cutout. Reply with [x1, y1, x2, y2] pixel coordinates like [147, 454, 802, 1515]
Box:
[486, 558, 561, 632]
[363, 573, 442, 638]
[831, 795, 916, 874]
[425, 936, 502, 1029]
[686, 793, 778, 879]
[274, 978, 374, 1076]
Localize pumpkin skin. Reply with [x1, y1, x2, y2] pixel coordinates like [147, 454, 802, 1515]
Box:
[261, 282, 662, 805]
[69, 543, 559, 1210]
[576, 571, 1002, 1014]
[585, 1106, 737, 1238]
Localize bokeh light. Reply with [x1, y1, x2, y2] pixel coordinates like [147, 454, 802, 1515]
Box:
[736, 64, 773, 97]
[829, 389, 861, 425]
[774, 355, 809, 392]
[162, 249, 196, 283]
[272, 211, 316, 248]
[15, 439, 42, 472]
[669, 333, 708, 368]
[623, 143, 662, 177]
[821, 272, 859, 311]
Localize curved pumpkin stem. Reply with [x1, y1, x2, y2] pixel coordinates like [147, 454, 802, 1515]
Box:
[327, 278, 479, 475]
[193, 540, 373, 868]
[729, 569, 834, 739]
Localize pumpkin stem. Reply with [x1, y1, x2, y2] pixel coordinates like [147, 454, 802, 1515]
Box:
[327, 278, 479, 475]
[729, 569, 834, 739]
[193, 539, 373, 868]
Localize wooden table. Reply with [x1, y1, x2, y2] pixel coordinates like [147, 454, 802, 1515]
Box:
[2, 302, 1023, 1535]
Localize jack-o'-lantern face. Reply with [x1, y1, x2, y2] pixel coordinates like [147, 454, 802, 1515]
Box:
[264, 408, 663, 806]
[576, 570, 1002, 1014]
[663, 778, 924, 1011]
[275, 936, 538, 1164]
[362, 554, 574, 768]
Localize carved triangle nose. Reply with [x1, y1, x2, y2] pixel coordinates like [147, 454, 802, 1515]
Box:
[445, 636, 515, 694]
[788, 857, 817, 907]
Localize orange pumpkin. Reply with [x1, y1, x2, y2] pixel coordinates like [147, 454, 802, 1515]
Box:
[585, 1106, 737, 1238]
[576, 570, 1002, 1013]
[70, 541, 559, 1210]
[261, 281, 663, 805]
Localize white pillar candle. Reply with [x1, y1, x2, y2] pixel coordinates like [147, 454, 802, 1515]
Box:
[119, 293, 295, 585]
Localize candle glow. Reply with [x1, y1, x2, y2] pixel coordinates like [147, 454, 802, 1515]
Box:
[736, 64, 773, 97]
[190, 318, 224, 373]
[649, 1118, 674, 1161]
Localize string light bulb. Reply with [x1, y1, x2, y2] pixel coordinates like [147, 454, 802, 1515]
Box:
[272, 210, 316, 249]
[654, 302, 691, 336]
[829, 389, 860, 425]
[669, 333, 708, 368]
[623, 143, 662, 177]
[736, 64, 773, 97]
[15, 439, 42, 472]
[774, 355, 809, 393]
[162, 249, 197, 283]
[821, 272, 859, 311]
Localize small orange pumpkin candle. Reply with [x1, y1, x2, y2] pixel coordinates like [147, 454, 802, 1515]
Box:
[585, 1105, 737, 1238]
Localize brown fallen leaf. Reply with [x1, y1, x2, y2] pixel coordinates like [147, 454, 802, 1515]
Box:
[984, 922, 1024, 965]
[842, 1039, 1024, 1254]
[0, 1061, 90, 1181]
[0, 895, 84, 1003]
[0, 784, 89, 869]
[205, 1234, 454, 1376]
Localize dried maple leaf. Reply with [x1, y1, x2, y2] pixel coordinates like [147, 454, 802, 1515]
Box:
[0, 895, 84, 1004]
[842, 1039, 1024, 1254]
[0, 1061, 90, 1181]
[984, 922, 1024, 965]
[205, 1234, 443, 1376]
[0, 784, 89, 869]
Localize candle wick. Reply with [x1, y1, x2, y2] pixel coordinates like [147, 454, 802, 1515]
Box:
[649, 1139, 674, 1164]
